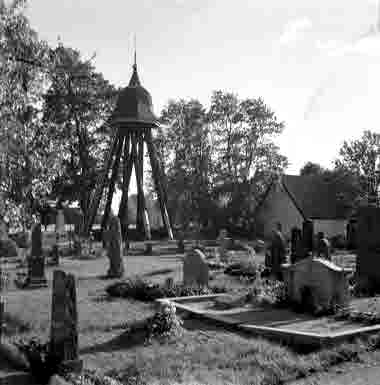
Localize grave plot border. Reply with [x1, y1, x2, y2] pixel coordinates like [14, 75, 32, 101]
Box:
[156, 295, 380, 347]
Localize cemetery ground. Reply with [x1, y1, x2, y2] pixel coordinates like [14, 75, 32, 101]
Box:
[2, 244, 380, 385]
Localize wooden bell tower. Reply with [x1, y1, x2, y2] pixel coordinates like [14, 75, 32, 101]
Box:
[83, 56, 173, 240]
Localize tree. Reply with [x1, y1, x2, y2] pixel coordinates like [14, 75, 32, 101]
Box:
[157, 99, 213, 226]
[300, 162, 326, 176]
[336, 130, 380, 202]
[0, 0, 57, 230]
[208, 91, 288, 225]
[42, 44, 117, 219]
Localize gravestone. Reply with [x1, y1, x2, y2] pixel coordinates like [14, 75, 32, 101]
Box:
[217, 229, 230, 263]
[104, 215, 124, 278]
[302, 219, 314, 255]
[356, 206, 380, 291]
[16, 223, 47, 289]
[290, 227, 303, 264]
[316, 232, 331, 261]
[282, 257, 349, 312]
[177, 230, 185, 253]
[268, 225, 287, 279]
[50, 270, 82, 372]
[346, 219, 357, 250]
[54, 209, 65, 264]
[183, 248, 209, 287]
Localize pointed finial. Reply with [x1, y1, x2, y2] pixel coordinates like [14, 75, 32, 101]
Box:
[133, 33, 137, 70]
[128, 33, 141, 87]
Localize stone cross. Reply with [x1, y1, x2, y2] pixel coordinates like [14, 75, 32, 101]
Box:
[183, 248, 209, 287]
[50, 270, 82, 372]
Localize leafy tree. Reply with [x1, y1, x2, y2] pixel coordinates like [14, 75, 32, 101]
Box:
[336, 130, 380, 203]
[0, 0, 57, 230]
[208, 91, 288, 227]
[157, 99, 213, 226]
[300, 162, 326, 176]
[42, 44, 117, 219]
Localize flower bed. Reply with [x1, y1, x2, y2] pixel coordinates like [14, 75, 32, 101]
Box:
[105, 277, 226, 302]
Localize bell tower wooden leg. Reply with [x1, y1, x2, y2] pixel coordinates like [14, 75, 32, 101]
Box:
[136, 133, 144, 235]
[146, 131, 173, 240]
[118, 133, 133, 239]
[101, 136, 124, 231]
[83, 133, 118, 235]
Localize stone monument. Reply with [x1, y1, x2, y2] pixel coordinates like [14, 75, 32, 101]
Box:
[50, 270, 82, 372]
[183, 248, 209, 287]
[104, 214, 124, 278]
[282, 257, 349, 313]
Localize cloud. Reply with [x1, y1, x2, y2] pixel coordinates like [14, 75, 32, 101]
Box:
[279, 17, 313, 46]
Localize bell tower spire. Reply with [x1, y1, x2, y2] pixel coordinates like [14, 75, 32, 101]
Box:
[129, 33, 140, 87]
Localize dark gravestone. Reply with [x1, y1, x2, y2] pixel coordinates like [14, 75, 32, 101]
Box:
[346, 219, 357, 250]
[177, 230, 185, 253]
[145, 242, 153, 255]
[357, 206, 380, 292]
[302, 219, 314, 255]
[105, 215, 124, 278]
[290, 227, 303, 264]
[50, 270, 82, 372]
[269, 229, 287, 279]
[31, 223, 42, 257]
[25, 224, 47, 288]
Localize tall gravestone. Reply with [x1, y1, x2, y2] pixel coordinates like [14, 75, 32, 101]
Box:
[105, 214, 124, 278]
[183, 248, 209, 287]
[357, 206, 380, 291]
[26, 223, 47, 288]
[53, 209, 65, 265]
[302, 219, 314, 255]
[290, 227, 303, 264]
[269, 226, 287, 279]
[50, 270, 82, 372]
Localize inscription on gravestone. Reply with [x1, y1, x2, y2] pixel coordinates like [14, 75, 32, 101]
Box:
[50, 270, 82, 371]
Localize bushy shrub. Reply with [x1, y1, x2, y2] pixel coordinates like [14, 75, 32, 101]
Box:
[247, 278, 288, 307]
[0, 238, 18, 258]
[105, 278, 225, 302]
[146, 300, 183, 342]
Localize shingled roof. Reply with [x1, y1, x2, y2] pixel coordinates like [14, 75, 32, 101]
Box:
[281, 174, 354, 220]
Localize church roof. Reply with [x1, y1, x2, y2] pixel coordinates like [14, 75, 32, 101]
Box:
[110, 63, 158, 127]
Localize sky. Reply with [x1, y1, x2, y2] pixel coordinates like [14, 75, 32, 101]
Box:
[25, 0, 380, 176]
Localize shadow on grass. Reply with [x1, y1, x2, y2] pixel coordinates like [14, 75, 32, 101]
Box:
[79, 327, 147, 355]
[142, 268, 175, 277]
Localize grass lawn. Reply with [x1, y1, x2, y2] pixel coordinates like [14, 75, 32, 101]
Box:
[3, 246, 380, 385]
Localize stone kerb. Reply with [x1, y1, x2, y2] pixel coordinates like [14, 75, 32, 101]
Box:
[282, 257, 349, 310]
